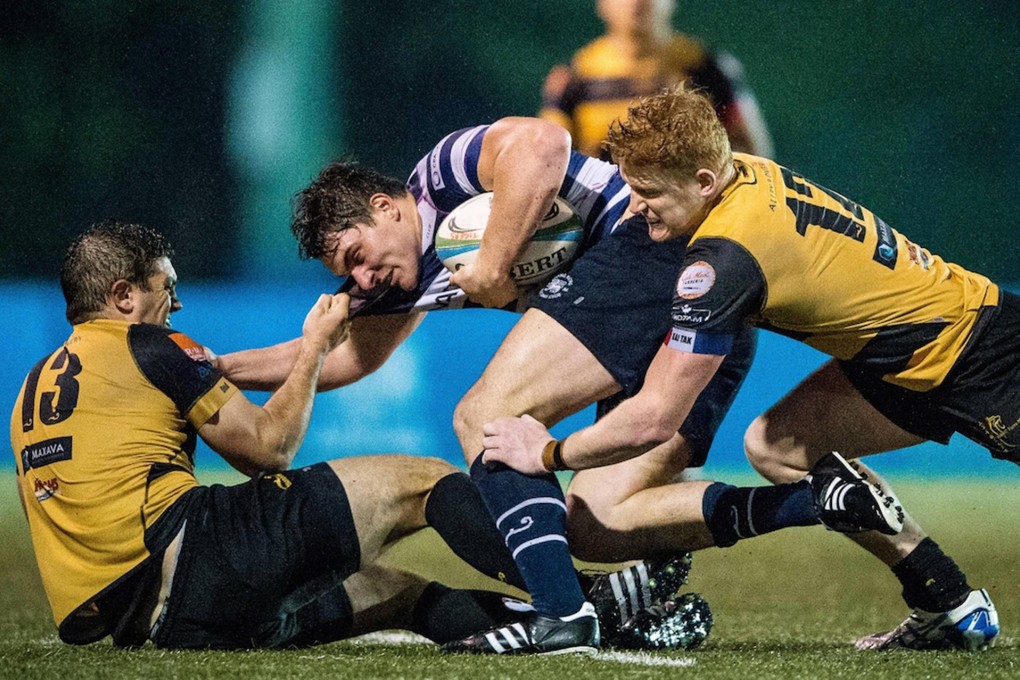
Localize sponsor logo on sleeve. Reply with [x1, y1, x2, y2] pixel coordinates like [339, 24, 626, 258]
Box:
[21, 436, 73, 471]
[430, 151, 445, 190]
[665, 328, 697, 353]
[671, 304, 712, 325]
[169, 332, 209, 362]
[677, 261, 716, 299]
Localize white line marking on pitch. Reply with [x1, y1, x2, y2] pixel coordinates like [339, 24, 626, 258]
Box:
[352, 632, 696, 668]
[598, 650, 696, 668]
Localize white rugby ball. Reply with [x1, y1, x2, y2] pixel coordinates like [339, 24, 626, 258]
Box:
[435, 193, 584, 286]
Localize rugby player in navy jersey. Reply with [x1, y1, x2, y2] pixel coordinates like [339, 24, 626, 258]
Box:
[216, 117, 902, 654]
[484, 87, 1010, 652]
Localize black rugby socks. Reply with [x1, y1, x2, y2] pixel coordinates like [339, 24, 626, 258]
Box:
[893, 537, 971, 612]
[424, 471, 525, 590]
[701, 480, 818, 547]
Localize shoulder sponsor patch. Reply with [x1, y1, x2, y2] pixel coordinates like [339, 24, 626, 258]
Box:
[677, 261, 716, 299]
[169, 332, 209, 362]
[21, 436, 73, 470]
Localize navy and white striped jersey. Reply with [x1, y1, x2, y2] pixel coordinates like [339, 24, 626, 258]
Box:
[342, 125, 631, 316]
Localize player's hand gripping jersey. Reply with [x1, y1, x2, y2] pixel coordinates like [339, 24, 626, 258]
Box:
[340, 125, 631, 316]
[10, 320, 237, 642]
[665, 153, 999, 391]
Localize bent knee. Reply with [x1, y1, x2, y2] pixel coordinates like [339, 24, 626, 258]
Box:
[743, 417, 803, 483]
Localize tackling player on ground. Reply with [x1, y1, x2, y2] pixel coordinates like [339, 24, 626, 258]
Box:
[484, 86, 1010, 652]
[12, 221, 596, 650]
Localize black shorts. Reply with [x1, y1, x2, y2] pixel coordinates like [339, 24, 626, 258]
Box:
[842, 290, 1020, 463]
[150, 463, 361, 649]
[529, 217, 757, 467]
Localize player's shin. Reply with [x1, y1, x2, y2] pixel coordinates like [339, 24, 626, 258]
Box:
[425, 471, 525, 590]
[469, 457, 587, 618]
[701, 480, 817, 547]
[892, 537, 971, 612]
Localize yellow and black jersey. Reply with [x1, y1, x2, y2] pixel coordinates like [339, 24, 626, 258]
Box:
[665, 153, 1000, 392]
[9, 319, 238, 642]
[540, 33, 744, 159]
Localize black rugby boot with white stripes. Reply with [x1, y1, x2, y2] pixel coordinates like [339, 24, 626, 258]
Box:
[809, 452, 904, 535]
[585, 553, 693, 643]
[614, 593, 713, 651]
[441, 601, 599, 655]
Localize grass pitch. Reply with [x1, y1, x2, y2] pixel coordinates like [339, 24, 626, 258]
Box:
[2, 472, 1018, 679]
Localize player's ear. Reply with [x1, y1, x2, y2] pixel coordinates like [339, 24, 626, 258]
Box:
[695, 168, 720, 197]
[109, 279, 134, 314]
[368, 192, 398, 220]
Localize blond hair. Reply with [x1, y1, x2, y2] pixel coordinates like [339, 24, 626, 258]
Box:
[605, 84, 732, 177]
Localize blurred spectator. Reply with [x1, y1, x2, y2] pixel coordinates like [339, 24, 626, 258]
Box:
[540, 0, 772, 158]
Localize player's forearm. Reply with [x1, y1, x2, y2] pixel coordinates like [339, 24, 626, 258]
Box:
[249, 342, 327, 470]
[561, 396, 682, 470]
[557, 352, 721, 471]
[217, 339, 303, 391]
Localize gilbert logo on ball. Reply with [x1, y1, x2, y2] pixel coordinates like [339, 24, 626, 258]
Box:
[436, 193, 584, 286]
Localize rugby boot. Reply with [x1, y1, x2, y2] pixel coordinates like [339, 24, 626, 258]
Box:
[809, 452, 904, 535]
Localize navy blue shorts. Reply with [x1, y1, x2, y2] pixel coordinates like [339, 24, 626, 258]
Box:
[842, 291, 1020, 463]
[150, 463, 361, 649]
[529, 217, 757, 467]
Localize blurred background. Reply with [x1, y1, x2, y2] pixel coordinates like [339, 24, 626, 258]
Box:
[2, 0, 1018, 478]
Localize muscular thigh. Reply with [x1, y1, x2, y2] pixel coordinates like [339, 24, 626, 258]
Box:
[457, 219, 691, 456]
[749, 359, 924, 477]
[456, 308, 619, 455]
[326, 455, 458, 564]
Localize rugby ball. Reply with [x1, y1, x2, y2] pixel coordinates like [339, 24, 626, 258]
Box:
[435, 193, 584, 286]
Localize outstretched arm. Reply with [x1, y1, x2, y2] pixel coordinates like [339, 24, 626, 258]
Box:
[199, 293, 352, 476]
[482, 345, 724, 474]
[449, 117, 571, 308]
[216, 312, 423, 392]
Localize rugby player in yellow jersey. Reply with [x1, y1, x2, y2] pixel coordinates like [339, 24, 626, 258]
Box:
[539, 0, 772, 159]
[10, 221, 591, 649]
[484, 86, 1013, 652]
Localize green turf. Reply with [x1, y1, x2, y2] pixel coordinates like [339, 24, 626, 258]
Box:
[2, 472, 1018, 679]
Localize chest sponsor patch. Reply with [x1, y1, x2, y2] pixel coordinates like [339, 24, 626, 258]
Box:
[677, 261, 716, 299]
[33, 477, 59, 502]
[169, 332, 209, 362]
[21, 436, 73, 471]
